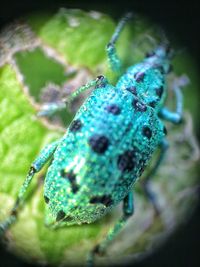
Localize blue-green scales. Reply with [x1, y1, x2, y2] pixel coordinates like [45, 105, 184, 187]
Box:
[44, 67, 166, 226]
[0, 13, 188, 266]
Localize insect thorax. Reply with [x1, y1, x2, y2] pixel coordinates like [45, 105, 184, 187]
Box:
[116, 57, 170, 112]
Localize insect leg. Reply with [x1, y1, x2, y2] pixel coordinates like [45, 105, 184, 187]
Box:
[140, 138, 169, 215]
[37, 102, 66, 117]
[87, 191, 134, 267]
[159, 75, 189, 124]
[38, 75, 109, 117]
[0, 140, 59, 236]
[106, 12, 132, 73]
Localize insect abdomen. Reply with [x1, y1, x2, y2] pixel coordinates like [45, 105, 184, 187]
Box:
[44, 86, 165, 224]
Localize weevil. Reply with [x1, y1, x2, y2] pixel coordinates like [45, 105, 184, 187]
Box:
[0, 12, 188, 266]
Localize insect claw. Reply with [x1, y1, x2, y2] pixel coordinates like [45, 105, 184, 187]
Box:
[96, 75, 105, 81]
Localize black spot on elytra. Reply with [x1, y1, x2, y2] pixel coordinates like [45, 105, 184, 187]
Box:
[117, 150, 136, 172]
[134, 72, 145, 82]
[142, 126, 152, 139]
[132, 99, 147, 112]
[90, 195, 113, 207]
[126, 86, 137, 95]
[88, 135, 109, 154]
[56, 210, 66, 221]
[149, 101, 157, 108]
[60, 170, 79, 193]
[69, 119, 83, 132]
[155, 86, 164, 98]
[44, 195, 49, 204]
[105, 104, 121, 115]
[71, 184, 79, 193]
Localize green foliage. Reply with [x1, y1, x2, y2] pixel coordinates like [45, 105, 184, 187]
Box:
[15, 48, 67, 101]
[28, 9, 116, 68]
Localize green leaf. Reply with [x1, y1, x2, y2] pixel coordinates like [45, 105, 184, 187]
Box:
[14, 48, 67, 101]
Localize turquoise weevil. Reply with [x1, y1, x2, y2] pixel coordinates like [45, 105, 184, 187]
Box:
[0, 13, 188, 266]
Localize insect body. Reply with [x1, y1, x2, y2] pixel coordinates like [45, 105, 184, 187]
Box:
[0, 12, 188, 266]
[45, 80, 165, 226]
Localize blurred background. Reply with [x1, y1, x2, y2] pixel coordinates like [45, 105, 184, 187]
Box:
[0, 0, 199, 267]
